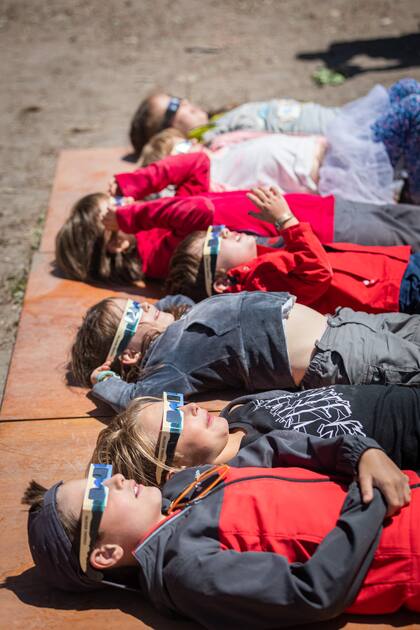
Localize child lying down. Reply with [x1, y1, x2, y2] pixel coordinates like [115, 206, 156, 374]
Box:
[23, 429, 418, 627]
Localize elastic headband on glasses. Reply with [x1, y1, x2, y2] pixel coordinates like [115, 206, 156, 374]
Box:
[79, 463, 113, 575]
[160, 96, 181, 130]
[106, 299, 143, 363]
[203, 225, 225, 297]
[155, 392, 184, 484]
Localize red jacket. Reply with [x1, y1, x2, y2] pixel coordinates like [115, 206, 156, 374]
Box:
[133, 430, 420, 625]
[114, 153, 334, 279]
[227, 222, 410, 313]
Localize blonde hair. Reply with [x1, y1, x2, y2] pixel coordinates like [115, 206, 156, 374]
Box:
[138, 128, 186, 167]
[92, 397, 180, 487]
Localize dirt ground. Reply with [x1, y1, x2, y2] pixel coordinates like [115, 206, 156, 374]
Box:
[0, 0, 419, 398]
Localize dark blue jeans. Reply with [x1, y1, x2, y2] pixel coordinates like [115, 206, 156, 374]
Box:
[400, 252, 420, 314]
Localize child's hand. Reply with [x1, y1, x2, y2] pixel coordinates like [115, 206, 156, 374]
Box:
[90, 361, 113, 386]
[108, 177, 119, 196]
[101, 205, 119, 231]
[358, 448, 411, 517]
[247, 186, 297, 228]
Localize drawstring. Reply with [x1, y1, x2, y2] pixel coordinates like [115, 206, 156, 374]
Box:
[167, 464, 230, 515]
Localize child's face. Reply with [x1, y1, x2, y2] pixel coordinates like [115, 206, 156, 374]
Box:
[57, 474, 163, 563]
[114, 297, 174, 342]
[154, 94, 209, 134]
[216, 229, 257, 271]
[109, 299, 175, 367]
[139, 401, 230, 466]
[188, 229, 257, 290]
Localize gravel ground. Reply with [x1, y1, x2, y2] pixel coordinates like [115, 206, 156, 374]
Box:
[0, 0, 419, 399]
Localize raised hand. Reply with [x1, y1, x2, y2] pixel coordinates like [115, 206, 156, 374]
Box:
[108, 177, 118, 196]
[101, 204, 119, 232]
[247, 186, 297, 229]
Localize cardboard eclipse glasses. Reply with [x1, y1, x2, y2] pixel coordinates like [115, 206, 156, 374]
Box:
[79, 392, 184, 573]
[106, 299, 143, 363]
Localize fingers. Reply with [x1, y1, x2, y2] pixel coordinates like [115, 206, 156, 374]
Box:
[269, 185, 282, 197]
[90, 361, 112, 385]
[250, 187, 273, 203]
[101, 208, 119, 231]
[357, 449, 412, 518]
[358, 473, 374, 506]
[381, 474, 411, 518]
[108, 177, 117, 196]
[246, 192, 264, 209]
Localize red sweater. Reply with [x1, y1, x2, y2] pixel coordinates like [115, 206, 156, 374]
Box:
[114, 153, 334, 279]
[226, 222, 410, 314]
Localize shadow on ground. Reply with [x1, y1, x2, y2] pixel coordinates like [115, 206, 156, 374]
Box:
[1, 567, 195, 629]
[297, 33, 420, 77]
[3, 566, 419, 629]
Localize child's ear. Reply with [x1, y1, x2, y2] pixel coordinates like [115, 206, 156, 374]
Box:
[166, 466, 186, 481]
[90, 543, 124, 570]
[119, 348, 141, 366]
[213, 273, 231, 294]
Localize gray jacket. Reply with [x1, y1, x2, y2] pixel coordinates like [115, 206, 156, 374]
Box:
[203, 99, 340, 142]
[93, 291, 296, 411]
[134, 430, 385, 628]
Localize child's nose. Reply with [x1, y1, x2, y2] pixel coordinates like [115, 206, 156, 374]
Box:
[105, 473, 125, 489]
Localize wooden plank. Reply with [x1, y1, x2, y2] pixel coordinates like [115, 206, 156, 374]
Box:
[1, 418, 418, 629]
[40, 147, 133, 254]
[0, 252, 162, 421]
[0, 417, 191, 629]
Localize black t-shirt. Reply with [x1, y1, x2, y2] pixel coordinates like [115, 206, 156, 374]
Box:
[221, 385, 420, 470]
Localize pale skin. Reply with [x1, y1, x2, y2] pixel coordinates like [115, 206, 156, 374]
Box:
[57, 473, 164, 570]
[187, 188, 327, 385]
[56, 449, 411, 575]
[131, 400, 412, 518]
[90, 299, 175, 384]
[138, 400, 244, 466]
[97, 196, 136, 254]
[150, 94, 209, 135]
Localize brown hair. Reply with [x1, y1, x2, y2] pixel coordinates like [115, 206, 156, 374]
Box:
[165, 231, 209, 301]
[91, 397, 180, 487]
[70, 298, 191, 388]
[138, 128, 186, 167]
[55, 193, 142, 284]
[22, 480, 79, 542]
[130, 92, 170, 158]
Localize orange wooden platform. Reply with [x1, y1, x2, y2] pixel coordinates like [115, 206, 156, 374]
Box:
[0, 147, 418, 628]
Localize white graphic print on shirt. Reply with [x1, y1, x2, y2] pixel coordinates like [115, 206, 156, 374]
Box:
[252, 387, 366, 438]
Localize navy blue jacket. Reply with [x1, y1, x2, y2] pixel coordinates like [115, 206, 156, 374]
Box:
[93, 292, 295, 411]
